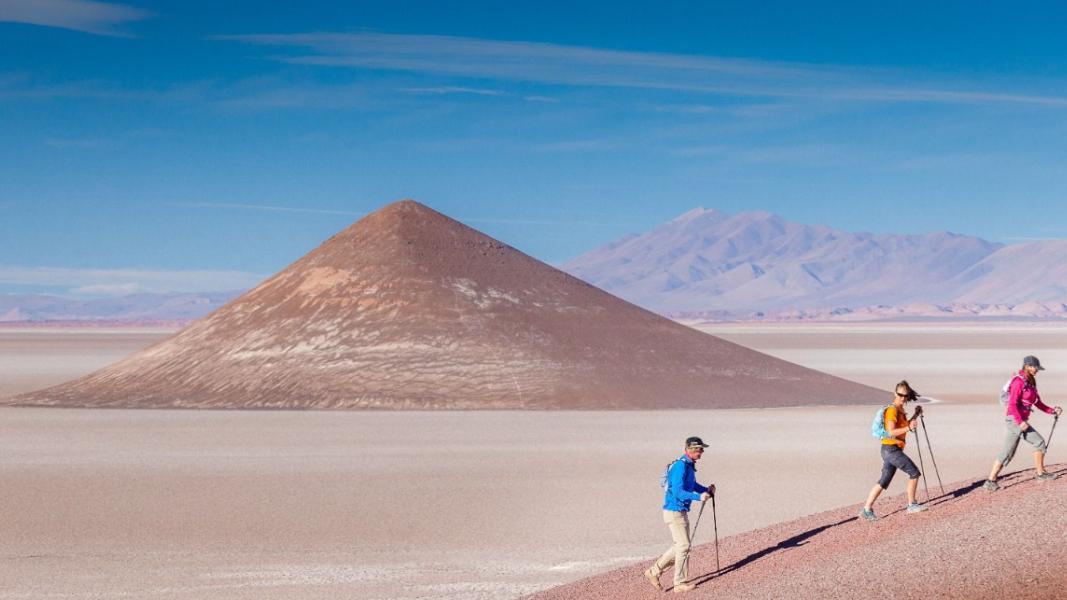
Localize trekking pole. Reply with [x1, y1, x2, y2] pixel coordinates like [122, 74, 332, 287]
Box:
[913, 422, 931, 504]
[711, 493, 720, 573]
[1047, 415, 1059, 452]
[919, 414, 945, 495]
[679, 499, 706, 578]
[690, 498, 706, 541]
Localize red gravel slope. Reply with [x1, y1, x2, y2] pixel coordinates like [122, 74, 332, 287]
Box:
[9, 200, 883, 409]
[527, 465, 1067, 600]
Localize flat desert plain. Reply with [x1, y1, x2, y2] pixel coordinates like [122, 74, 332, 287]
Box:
[1, 323, 1065, 599]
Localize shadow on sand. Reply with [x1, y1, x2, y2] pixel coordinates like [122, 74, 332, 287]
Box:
[689, 515, 856, 587]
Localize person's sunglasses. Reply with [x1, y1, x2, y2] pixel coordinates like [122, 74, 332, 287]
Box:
[896, 391, 912, 398]
[689, 447, 705, 453]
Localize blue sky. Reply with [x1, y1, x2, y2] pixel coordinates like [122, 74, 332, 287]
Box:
[3, 1, 1067, 295]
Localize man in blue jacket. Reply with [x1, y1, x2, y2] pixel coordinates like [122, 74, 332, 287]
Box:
[645, 436, 714, 593]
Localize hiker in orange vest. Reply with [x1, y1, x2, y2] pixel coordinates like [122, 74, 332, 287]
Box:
[984, 355, 1062, 491]
[860, 381, 925, 520]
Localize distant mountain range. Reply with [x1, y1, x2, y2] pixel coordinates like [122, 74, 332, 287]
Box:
[561, 208, 1067, 319]
[0, 291, 241, 323]
[6, 207, 1067, 324]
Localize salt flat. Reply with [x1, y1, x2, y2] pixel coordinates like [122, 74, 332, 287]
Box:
[697, 321, 1067, 404]
[1, 405, 1060, 599]
[1, 323, 1064, 599]
[0, 328, 169, 398]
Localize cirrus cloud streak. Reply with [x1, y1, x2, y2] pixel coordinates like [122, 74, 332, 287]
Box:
[0, 0, 149, 37]
[218, 31, 1067, 108]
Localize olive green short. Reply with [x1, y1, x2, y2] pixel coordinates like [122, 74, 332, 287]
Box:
[997, 418, 1047, 465]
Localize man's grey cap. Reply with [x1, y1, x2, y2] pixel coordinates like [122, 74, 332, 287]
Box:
[1024, 355, 1045, 371]
[685, 436, 709, 448]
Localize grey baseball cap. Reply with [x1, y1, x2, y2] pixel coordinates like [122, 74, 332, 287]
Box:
[1023, 355, 1045, 371]
[685, 436, 709, 448]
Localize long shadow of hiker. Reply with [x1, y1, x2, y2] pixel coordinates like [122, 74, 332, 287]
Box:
[880, 477, 990, 517]
[913, 478, 985, 510]
[991, 464, 1064, 492]
[690, 516, 856, 585]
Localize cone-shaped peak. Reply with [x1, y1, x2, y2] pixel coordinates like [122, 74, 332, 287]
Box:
[308, 198, 516, 280]
[363, 198, 443, 224]
[330, 198, 463, 243]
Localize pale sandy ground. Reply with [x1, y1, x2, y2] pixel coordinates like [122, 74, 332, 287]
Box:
[2, 406, 1062, 599]
[0, 324, 1064, 599]
[697, 321, 1067, 404]
[0, 329, 170, 398]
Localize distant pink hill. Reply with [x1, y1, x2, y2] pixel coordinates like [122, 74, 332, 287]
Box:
[0, 291, 239, 323]
[562, 208, 1067, 319]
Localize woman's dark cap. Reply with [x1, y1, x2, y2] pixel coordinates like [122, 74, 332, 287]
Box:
[1024, 355, 1045, 371]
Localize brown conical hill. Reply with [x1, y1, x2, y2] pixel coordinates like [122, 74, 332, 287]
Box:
[10, 200, 884, 409]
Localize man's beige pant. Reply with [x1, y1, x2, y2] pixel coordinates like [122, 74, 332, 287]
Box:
[651, 510, 691, 586]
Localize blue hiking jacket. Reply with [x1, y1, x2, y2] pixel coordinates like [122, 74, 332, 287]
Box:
[662, 454, 708, 512]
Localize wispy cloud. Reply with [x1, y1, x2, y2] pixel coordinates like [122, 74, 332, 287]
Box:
[210, 80, 375, 111]
[0, 266, 262, 295]
[877, 152, 1003, 173]
[731, 143, 856, 167]
[0, 74, 124, 101]
[127, 127, 179, 139]
[172, 202, 364, 217]
[43, 136, 114, 149]
[533, 139, 623, 152]
[670, 144, 730, 158]
[218, 31, 1067, 108]
[174, 200, 617, 227]
[670, 143, 856, 168]
[655, 101, 792, 118]
[0, 73, 381, 111]
[291, 131, 333, 144]
[401, 86, 505, 96]
[69, 282, 144, 295]
[0, 0, 150, 37]
[462, 217, 616, 227]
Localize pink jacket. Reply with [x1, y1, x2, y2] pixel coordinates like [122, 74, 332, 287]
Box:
[1006, 370, 1055, 425]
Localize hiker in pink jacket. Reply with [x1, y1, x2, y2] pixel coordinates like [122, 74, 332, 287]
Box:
[984, 355, 1062, 491]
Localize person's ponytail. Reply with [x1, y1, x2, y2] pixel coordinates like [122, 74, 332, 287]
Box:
[896, 380, 917, 401]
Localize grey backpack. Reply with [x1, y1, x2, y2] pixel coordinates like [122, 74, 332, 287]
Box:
[658, 459, 683, 491]
[999, 374, 1023, 406]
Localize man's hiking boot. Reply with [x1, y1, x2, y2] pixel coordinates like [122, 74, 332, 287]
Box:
[644, 568, 663, 591]
[906, 503, 927, 514]
[859, 507, 877, 521]
[673, 581, 696, 593]
[983, 479, 1000, 492]
[1035, 471, 1056, 481]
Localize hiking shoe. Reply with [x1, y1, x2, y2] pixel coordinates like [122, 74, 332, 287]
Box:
[644, 568, 663, 591]
[1035, 471, 1056, 481]
[983, 479, 1000, 492]
[673, 582, 696, 593]
[859, 507, 878, 521]
[906, 503, 927, 514]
